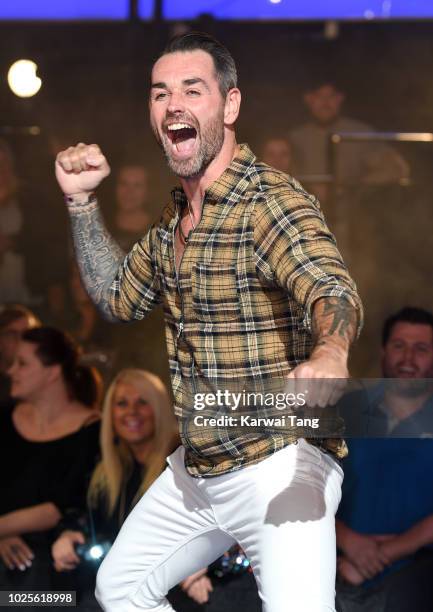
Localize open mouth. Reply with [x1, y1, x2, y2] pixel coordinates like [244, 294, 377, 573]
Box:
[166, 122, 197, 156]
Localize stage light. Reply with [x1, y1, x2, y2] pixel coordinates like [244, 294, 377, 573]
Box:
[269, 0, 282, 4]
[7, 60, 42, 98]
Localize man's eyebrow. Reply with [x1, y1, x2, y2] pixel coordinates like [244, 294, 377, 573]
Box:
[151, 82, 167, 90]
[150, 78, 210, 91]
[183, 78, 210, 91]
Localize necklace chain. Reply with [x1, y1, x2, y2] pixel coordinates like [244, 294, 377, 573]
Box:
[179, 200, 196, 244]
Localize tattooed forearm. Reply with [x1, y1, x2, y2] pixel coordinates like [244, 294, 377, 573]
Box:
[312, 297, 358, 350]
[67, 199, 125, 321]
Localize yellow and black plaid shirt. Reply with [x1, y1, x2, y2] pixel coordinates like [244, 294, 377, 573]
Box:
[109, 144, 363, 476]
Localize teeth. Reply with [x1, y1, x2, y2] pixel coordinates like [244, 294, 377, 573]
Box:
[168, 123, 193, 131]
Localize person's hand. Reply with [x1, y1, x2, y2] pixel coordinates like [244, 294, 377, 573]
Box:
[340, 530, 391, 580]
[286, 351, 348, 408]
[52, 530, 85, 572]
[180, 568, 213, 604]
[337, 556, 365, 586]
[376, 535, 406, 566]
[55, 143, 110, 197]
[0, 536, 34, 571]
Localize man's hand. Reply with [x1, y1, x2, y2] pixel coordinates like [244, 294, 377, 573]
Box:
[51, 530, 85, 572]
[55, 143, 110, 197]
[337, 556, 365, 586]
[340, 530, 391, 580]
[0, 536, 34, 571]
[287, 297, 358, 407]
[180, 568, 213, 604]
[376, 534, 410, 566]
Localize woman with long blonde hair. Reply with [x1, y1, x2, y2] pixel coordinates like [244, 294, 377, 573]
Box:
[52, 369, 178, 609]
[88, 368, 176, 520]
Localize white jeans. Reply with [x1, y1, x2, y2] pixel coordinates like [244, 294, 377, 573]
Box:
[96, 439, 343, 612]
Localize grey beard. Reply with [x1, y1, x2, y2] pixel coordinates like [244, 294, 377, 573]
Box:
[156, 114, 225, 179]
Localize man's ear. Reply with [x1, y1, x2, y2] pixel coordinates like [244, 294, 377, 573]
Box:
[224, 88, 241, 126]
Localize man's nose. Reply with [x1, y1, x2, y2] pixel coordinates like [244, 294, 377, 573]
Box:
[167, 91, 185, 114]
[402, 347, 416, 364]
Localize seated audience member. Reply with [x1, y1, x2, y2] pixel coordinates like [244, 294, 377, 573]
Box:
[0, 139, 69, 314]
[109, 163, 152, 252]
[0, 304, 40, 407]
[260, 136, 293, 174]
[336, 307, 433, 612]
[52, 370, 260, 612]
[52, 368, 178, 610]
[104, 163, 168, 381]
[0, 327, 101, 592]
[49, 260, 113, 366]
[289, 79, 409, 205]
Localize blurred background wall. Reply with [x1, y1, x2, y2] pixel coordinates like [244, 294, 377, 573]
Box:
[1, 12, 433, 378]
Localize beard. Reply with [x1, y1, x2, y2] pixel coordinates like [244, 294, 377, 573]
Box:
[382, 364, 433, 397]
[153, 109, 225, 178]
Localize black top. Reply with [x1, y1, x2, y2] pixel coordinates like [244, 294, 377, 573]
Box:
[63, 460, 145, 545]
[0, 405, 100, 517]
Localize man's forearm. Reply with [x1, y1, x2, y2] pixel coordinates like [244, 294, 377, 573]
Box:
[67, 196, 125, 321]
[0, 504, 61, 538]
[311, 296, 359, 361]
[382, 515, 433, 562]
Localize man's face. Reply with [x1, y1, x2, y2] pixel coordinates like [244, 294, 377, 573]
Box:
[149, 50, 226, 178]
[382, 322, 433, 394]
[304, 85, 344, 126]
[261, 138, 292, 173]
[115, 166, 148, 211]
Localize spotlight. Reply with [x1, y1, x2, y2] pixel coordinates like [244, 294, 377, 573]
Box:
[7, 60, 42, 98]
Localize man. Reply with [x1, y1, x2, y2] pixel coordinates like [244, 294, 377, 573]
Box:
[260, 135, 293, 174]
[289, 80, 409, 209]
[55, 32, 362, 611]
[111, 164, 152, 251]
[336, 307, 433, 612]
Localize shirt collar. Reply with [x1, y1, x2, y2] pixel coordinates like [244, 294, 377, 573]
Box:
[171, 143, 256, 208]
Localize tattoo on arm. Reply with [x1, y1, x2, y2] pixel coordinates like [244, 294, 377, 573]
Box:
[312, 297, 358, 349]
[68, 202, 125, 321]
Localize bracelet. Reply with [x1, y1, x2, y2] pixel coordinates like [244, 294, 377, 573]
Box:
[64, 192, 97, 206]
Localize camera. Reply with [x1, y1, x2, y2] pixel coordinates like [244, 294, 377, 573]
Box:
[75, 540, 111, 564]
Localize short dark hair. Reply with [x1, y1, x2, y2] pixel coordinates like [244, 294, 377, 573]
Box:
[382, 307, 433, 346]
[158, 31, 237, 98]
[22, 326, 101, 408]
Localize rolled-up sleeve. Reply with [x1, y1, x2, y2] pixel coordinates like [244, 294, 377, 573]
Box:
[253, 183, 363, 336]
[109, 225, 162, 321]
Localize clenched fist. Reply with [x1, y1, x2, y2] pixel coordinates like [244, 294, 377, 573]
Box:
[55, 143, 110, 197]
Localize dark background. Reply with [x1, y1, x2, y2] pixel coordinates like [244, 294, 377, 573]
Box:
[2, 18, 433, 376]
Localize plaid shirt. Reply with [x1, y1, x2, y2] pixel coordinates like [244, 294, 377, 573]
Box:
[109, 144, 363, 477]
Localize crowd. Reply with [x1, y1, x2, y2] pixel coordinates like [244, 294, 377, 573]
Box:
[1, 75, 432, 612]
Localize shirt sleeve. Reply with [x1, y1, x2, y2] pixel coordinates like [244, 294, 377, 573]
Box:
[108, 224, 162, 322]
[253, 180, 363, 335]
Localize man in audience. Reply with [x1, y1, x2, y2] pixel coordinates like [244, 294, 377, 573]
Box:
[289, 79, 409, 205]
[260, 136, 293, 174]
[336, 306, 433, 612]
[110, 163, 152, 252]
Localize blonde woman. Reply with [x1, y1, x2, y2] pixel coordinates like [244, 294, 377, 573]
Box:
[52, 369, 178, 608]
